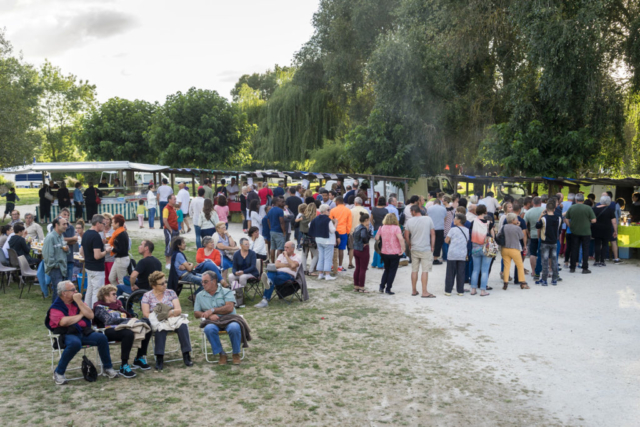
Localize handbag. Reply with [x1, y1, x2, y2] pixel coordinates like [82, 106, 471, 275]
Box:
[483, 237, 499, 258]
[374, 233, 383, 254]
[495, 228, 506, 247]
[95, 189, 101, 205]
[81, 356, 98, 382]
[44, 190, 53, 201]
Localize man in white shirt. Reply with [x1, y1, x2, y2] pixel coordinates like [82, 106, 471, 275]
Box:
[2, 228, 14, 258]
[24, 212, 44, 241]
[466, 204, 478, 222]
[190, 188, 206, 248]
[226, 178, 239, 200]
[255, 241, 301, 308]
[478, 191, 500, 221]
[156, 178, 173, 219]
[176, 183, 191, 233]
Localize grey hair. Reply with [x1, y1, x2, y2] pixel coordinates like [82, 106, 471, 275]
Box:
[567, 193, 575, 201]
[57, 280, 74, 296]
[575, 193, 585, 202]
[91, 214, 105, 226]
[201, 270, 218, 283]
[201, 236, 213, 247]
[354, 197, 363, 205]
[239, 237, 249, 246]
[24, 212, 33, 218]
[599, 195, 611, 206]
[506, 213, 518, 224]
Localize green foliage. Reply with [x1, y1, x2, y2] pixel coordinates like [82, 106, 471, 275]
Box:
[231, 65, 292, 102]
[147, 87, 251, 168]
[0, 30, 42, 169]
[309, 139, 353, 173]
[78, 97, 157, 162]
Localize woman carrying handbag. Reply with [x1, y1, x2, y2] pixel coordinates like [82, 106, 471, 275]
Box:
[469, 205, 495, 296]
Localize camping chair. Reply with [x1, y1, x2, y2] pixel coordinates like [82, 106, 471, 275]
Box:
[18, 255, 39, 299]
[151, 314, 191, 364]
[201, 315, 246, 363]
[179, 279, 198, 304]
[123, 289, 147, 318]
[244, 260, 264, 301]
[273, 267, 305, 304]
[0, 263, 17, 293]
[47, 330, 101, 381]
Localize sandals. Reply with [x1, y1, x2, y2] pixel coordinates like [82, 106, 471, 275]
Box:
[503, 282, 508, 291]
[411, 292, 419, 296]
[480, 292, 490, 297]
[520, 283, 530, 289]
[421, 294, 436, 298]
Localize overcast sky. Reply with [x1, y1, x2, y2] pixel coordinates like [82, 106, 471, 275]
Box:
[1, 0, 319, 103]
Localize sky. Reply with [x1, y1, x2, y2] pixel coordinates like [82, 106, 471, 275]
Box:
[0, 0, 320, 103]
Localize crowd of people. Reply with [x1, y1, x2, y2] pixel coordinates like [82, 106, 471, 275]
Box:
[2, 176, 638, 385]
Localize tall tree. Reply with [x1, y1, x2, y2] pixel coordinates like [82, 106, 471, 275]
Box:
[38, 60, 96, 162]
[147, 87, 251, 168]
[78, 98, 157, 162]
[231, 65, 292, 103]
[0, 30, 41, 169]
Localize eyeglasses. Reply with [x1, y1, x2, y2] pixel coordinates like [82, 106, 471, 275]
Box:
[63, 288, 77, 293]
[109, 292, 117, 296]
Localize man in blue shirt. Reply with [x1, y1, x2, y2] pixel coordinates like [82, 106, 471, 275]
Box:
[386, 196, 400, 221]
[73, 182, 84, 221]
[273, 180, 286, 198]
[266, 197, 287, 262]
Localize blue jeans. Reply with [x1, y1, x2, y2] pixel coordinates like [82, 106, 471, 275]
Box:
[317, 243, 333, 272]
[535, 239, 542, 277]
[55, 332, 112, 375]
[37, 261, 52, 297]
[194, 225, 202, 248]
[203, 322, 241, 355]
[442, 242, 449, 261]
[67, 262, 74, 284]
[471, 254, 492, 290]
[371, 230, 384, 268]
[116, 284, 132, 297]
[264, 271, 295, 300]
[159, 202, 167, 224]
[49, 268, 64, 303]
[539, 242, 559, 282]
[194, 260, 222, 294]
[148, 208, 156, 228]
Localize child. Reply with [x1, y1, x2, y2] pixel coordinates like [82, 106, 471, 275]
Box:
[177, 208, 184, 233]
[214, 195, 230, 229]
[295, 203, 307, 250]
[444, 213, 470, 296]
[1, 187, 20, 222]
[137, 200, 147, 229]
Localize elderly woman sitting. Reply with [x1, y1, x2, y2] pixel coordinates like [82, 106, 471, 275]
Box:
[228, 237, 260, 288]
[213, 221, 238, 280]
[93, 285, 152, 378]
[141, 271, 193, 371]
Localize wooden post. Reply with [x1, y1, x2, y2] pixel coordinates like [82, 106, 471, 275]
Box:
[404, 180, 409, 204]
[191, 175, 196, 196]
[383, 180, 387, 198]
[466, 181, 469, 196]
[42, 171, 46, 186]
[170, 173, 175, 195]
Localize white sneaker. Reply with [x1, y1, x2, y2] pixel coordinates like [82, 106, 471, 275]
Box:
[53, 371, 67, 385]
[165, 264, 170, 270]
[254, 298, 269, 308]
[324, 275, 336, 281]
[318, 274, 325, 280]
[104, 367, 118, 378]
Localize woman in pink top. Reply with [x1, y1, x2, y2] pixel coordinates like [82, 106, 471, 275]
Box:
[375, 213, 405, 295]
[214, 195, 230, 229]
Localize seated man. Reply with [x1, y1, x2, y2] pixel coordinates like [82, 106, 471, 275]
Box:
[45, 280, 118, 385]
[8, 209, 22, 227]
[194, 271, 242, 365]
[255, 241, 300, 308]
[9, 223, 40, 266]
[24, 212, 44, 241]
[116, 240, 162, 296]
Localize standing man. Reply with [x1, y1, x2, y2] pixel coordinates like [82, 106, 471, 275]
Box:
[478, 191, 500, 222]
[190, 188, 206, 249]
[157, 178, 173, 220]
[59, 209, 78, 282]
[285, 187, 302, 221]
[43, 217, 69, 302]
[258, 182, 273, 216]
[605, 191, 622, 264]
[323, 191, 337, 210]
[386, 197, 400, 222]
[202, 178, 214, 203]
[426, 199, 446, 265]
[565, 193, 596, 274]
[344, 179, 359, 203]
[176, 182, 192, 233]
[349, 197, 368, 269]
[329, 196, 352, 272]
[266, 197, 287, 262]
[80, 215, 108, 307]
[255, 241, 301, 308]
[404, 205, 435, 297]
[117, 240, 162, 296]
[73, 182, 84, 221]
[1, 187, 20, 222]
[273, 180, 286, 198]
[216, 179, 228, 198]
[24, 212, 44, 241]
[226, 177, 239, 200]
[560, 193, 574, 256]
[524, 197, 544, 279]
[163, 194, 180, 270]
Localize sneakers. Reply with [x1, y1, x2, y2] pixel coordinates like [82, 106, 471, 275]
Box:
[261, 272, 272, 290]
[318, 274, 325, 280]
[119, 364, 137, 379]
[183, 352, 193, 367]
[385, 291, 395, 295]
[133, 357, 151, 370]
[379, 287, 384, 293]
[444, 292, 451, 296]
[433, 260, 443, 265]
[540, 280, 548, 287]
[104, 367, 118, 378]
[582, 269, 592, 274]
[614, 259, 623, 264]
[551, 281, 558, 286]
[53, 371, 67, 385]
[457, 293, 464, 296]
[338, 267, 346, 272]
[324, 275, 336, 281]
[254, 298, 269, 308]
[232, 354, 241, 365]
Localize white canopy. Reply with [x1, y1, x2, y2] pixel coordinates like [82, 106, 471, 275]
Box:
[0, 161, 169, 174]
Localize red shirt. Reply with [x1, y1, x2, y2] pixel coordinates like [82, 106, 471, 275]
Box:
[313, 193, 319, 200]
[49, 303, 88, 329]
[258, 187, 273, 205]
[163, 205, 179, 230]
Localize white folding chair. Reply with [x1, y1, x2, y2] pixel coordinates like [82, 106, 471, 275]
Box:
[201, 315, 246, 363]
[151, 314, 191, 364]
[47, 330, 102, 381]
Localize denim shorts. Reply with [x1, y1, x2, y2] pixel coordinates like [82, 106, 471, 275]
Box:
[270, 231, 285, 250]
[527, 238, 539, 256]
[338, 233, 348, 250]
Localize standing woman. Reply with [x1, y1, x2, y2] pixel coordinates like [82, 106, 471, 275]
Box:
[101, 213, 115, 284]
[500, 213, 528, 290]
[352, 212, 372, 293]
[469, 204, 494, 296]
[57, 181, 71, 211]
[198, 198, 219, 239]
[592, 195, 616, 267]
[370, 197, 388, 269]
[108, 214, 129, 285]
[83, 182, 99, 222]
[309, 204, 337, 280]
[38, 182, 53, 223]
[375, 213, 405, 295]
[147, 184, 157, 229]
[214, 195, 230, 229]
[247, 199, 262, 234]
[240, 186, 248, 232]
[300, 202, 319, 276]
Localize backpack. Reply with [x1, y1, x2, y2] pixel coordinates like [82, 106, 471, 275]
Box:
[81, 356, 98, 382]
[399, 211, 406, 226]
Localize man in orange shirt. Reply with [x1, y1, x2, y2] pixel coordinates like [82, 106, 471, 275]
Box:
[330, 196, 352, 272]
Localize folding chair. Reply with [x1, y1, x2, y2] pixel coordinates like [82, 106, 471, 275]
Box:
[0, 264, 17, 293]
[244, 260, 264, 301]
[47, 330, 101, 381]
[151, 314, 191, 364]
[201, 316, 246, 363]
[274, 280, 303, 304]
[123, 289, 147, 318]
[17, 255, 39, 298]
[179, 280, 197, 304]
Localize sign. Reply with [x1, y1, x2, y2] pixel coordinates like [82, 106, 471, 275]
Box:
[367, 188, 374, 200]
[302, 179, 310, 189]
[330, 174, 338, 179]
[278, 172, 285, 178]
[247, 177, 253, 186]
[315, 173, 324, 180]
[255, 172, 263, 178]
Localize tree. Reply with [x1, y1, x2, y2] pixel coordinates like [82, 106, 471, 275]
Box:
[0, 29, 41, 169]
[231, 65, 292, 103]
[147, 87, 251, 168]
[38, 60, 96, 162]
[77, 98, 158, 162]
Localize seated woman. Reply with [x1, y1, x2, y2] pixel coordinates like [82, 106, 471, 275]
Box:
[93, 285, 152, 378]
[141, 271, 193, 371]
[194, 235, 225, 286]
[213, 222, 238, 280]
[248, 226, 267, 261]
[228, 237, 260, 287]
[8, 223, 40, 266]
